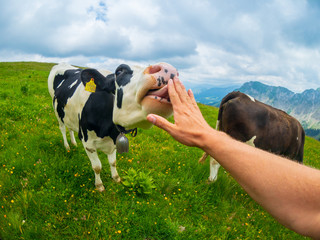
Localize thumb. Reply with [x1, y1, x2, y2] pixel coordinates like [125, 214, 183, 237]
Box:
[147, 114, 174, 132]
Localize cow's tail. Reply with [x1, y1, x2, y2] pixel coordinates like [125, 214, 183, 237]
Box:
[48, 65, 58, 98]
[198, 152, 209, 164]
[297, 127, 305, 163]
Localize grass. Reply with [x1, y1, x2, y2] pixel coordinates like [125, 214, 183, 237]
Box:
[1, 62, 318, 239]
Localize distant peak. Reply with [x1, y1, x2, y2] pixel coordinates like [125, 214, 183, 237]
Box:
[243, 81, 264, 86]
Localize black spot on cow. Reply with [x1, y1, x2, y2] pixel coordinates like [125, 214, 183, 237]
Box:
[170, 73, 175, 79]
[53, 69, 82, 122]
[115, 64, 133, 87]
[157, 76, 168, 86]
[117, 88, 124, 109]
[164, 69, 168, 73]
[162, 77, 168, 85]
[78, 91, 120, 144]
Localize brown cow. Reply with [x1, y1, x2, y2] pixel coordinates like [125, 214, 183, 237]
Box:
[199, 91, 305, 182]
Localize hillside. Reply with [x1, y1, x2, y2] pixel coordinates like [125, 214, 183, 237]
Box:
[1, 62, 319, 239]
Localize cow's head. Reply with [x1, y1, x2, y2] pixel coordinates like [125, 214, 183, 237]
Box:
[81, 62, 178, 129]
[112, 62, 178, 129]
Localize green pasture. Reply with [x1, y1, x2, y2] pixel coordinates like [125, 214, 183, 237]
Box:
[1, 62, 318, 239]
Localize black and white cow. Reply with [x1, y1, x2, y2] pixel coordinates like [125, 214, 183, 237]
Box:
[48, 62, 178, 191]
[199, 91, 305, 182]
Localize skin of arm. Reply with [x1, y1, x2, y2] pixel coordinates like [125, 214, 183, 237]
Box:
[147, 77, 320, 239]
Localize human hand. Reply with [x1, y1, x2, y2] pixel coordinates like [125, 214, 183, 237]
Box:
[147, 77, 212, 148]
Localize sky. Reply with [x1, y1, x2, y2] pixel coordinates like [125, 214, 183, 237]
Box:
[1, 0, 320, 93]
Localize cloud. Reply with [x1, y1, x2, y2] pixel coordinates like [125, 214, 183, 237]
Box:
[0, 0, 320, 92]
[0, 0, 131, 57]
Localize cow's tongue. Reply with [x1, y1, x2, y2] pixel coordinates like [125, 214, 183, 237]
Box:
[146, 85, 169, 99]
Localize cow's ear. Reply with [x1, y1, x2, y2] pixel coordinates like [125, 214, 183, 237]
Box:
[81, 69, 115, 94]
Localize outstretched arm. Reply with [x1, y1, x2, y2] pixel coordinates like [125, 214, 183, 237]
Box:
[147, 78, 320, 238]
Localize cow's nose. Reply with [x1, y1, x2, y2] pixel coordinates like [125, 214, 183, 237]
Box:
[147, 63, 179, 86]
[148, 65, 162, 74]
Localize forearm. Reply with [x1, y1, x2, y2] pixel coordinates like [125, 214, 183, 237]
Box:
[201, 129, 320, 238]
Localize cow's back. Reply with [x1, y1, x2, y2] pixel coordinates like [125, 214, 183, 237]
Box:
[48, 64, 90, 131]
[218, 91, 305, 162]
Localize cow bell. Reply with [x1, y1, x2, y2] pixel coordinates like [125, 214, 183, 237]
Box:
[116, 133, 129, 153]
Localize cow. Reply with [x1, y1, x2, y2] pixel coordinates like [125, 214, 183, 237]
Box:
[48, 62, 178, 191]
[199, 91, 305, 182]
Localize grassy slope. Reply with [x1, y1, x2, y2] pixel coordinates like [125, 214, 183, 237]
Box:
[1, 62, 318, 239]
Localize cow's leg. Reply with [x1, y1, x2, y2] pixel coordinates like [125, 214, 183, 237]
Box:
[58, 122, 70, 150]
[106, 150, 120, 183]
[69, 130, 77, 147]
[208, 157, 220, 182]
[84, 147, 105, 192]
[208, 120, 221, 182]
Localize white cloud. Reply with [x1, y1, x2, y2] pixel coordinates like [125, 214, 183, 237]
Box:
[0, 0, 320, 92]
[107, 0, 161, 28]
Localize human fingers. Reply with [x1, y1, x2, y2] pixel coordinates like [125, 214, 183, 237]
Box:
[188, 89, 200, 112]
[172, 77, 190, 104]
[188, 88, 201, 109]
[147, 114, 175, 133]
[167, 78, 182, 109]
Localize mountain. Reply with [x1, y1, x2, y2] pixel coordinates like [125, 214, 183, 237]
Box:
[194, 81, 320, 140]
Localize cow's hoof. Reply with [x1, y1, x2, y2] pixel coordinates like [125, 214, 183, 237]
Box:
[208, 176, 217, 183]
[113, 175, 121, 183]
[96, 184, 105, 192]
[64, 144, 70, 151]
